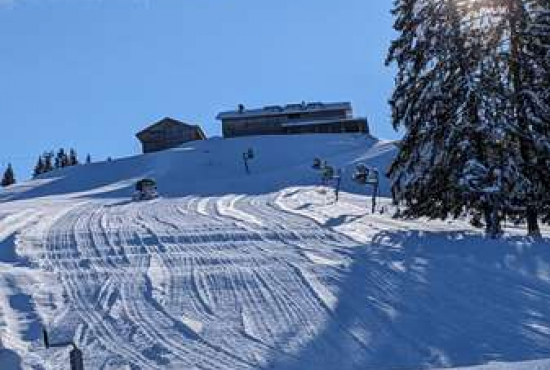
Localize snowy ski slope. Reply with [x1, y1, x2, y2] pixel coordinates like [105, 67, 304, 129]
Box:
[0, 134, 549, 370]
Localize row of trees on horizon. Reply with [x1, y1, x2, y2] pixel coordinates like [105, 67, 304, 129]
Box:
[33, 149, 92, 178]
[387, 0, 550, 238]
[0, 149, 94, 188]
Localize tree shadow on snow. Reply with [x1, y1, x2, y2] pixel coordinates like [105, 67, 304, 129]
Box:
[0, 348, 22, 370]
[0, 233, 30, 267]
[269, 231, 550, 370]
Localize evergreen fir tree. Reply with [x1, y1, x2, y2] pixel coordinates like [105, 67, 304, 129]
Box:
[482, 0, 550, 236]
[517, 0, 550, 231]
[387, 0, 550, 237]
[386, 0, 500, 233]
[1, 163, 16, 187]
[69, 148, 79, 166]
[55, 149, 63, 169]
[43, 152, 54, 173]
[33, 156, 45, 178]
[529, 1, 550, 225]
[61, 149, 70, 168]
[55, 148, 70, 168]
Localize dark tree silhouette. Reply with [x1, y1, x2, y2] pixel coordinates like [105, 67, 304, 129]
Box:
[1, 163, 16, 187]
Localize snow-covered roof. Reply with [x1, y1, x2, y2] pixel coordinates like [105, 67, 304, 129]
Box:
[216, 102, 352, 120]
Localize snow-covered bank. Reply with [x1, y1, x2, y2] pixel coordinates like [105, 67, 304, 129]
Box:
[0, 134, 549, 369]
[0, 134, 395, 202]
[435, 359, 550, 370]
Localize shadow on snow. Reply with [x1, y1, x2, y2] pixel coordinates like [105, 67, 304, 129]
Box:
[270, 230, 550, 370]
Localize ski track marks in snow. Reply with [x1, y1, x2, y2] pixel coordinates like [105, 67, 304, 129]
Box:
[29, 193, 371, 369]
[2, 186, 550, 369]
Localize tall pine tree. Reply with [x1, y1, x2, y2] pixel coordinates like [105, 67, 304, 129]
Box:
[43, 152, 54, 173]
[516, 0, 550, 233]
[482, 0, 550, 236]
[527, 1, 550, 224]
[33, 156, 45, 178]
[69, 148, 79, 166]
[387, 0, 550, 237]
[1, 164, 16, 187]
[55, 148, 70, 168]
[387, 0, 495, 230]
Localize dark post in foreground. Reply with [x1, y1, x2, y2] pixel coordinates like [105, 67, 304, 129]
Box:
[43, 328, 84, 370]
[334, 169, 342, 203]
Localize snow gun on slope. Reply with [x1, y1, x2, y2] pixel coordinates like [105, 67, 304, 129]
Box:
[312, 158, 342, 203]
[353, 164, 379, 213]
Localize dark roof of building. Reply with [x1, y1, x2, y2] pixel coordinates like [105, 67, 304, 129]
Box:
[136, 117, 206, 140]
[216, 102, 352, 121]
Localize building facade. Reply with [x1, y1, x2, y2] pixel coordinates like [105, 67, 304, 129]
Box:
[136, 118, 206, 154]
[216, 102, 369, 138]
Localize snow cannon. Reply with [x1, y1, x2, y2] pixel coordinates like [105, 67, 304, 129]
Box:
[353, 164, 379, 185]
[321, 165, 335, 184]
[368, 168, 380, 185]
[245, 148, 255, 160]
[133, 178, 159, 201]
[353, 164, 369, 185]
[353, 164, 380, 213]
[312, 158, 322, 170]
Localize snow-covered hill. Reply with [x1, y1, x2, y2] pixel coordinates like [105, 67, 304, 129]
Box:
[0, 134, 549, 370]
[0, 134, 394, 202]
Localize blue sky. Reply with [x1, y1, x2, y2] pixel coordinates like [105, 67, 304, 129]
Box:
[0, 0, 397, 179]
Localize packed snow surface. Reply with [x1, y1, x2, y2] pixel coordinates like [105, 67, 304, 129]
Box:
[0, 134, 549, 370]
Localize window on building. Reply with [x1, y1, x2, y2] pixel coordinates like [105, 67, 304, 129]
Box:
[288, 113, 302, 120]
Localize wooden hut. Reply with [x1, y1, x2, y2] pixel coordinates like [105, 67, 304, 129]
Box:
[136, 118, 206, 154]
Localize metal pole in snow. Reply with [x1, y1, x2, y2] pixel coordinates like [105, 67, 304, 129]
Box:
[334, 170, 342, 203]
[243, 149, 254, 175]
[372, 182, 378, 214]
[243, 153, 250, 175]
[70, 346, 85, 370]
[43, 328, 50, 349]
